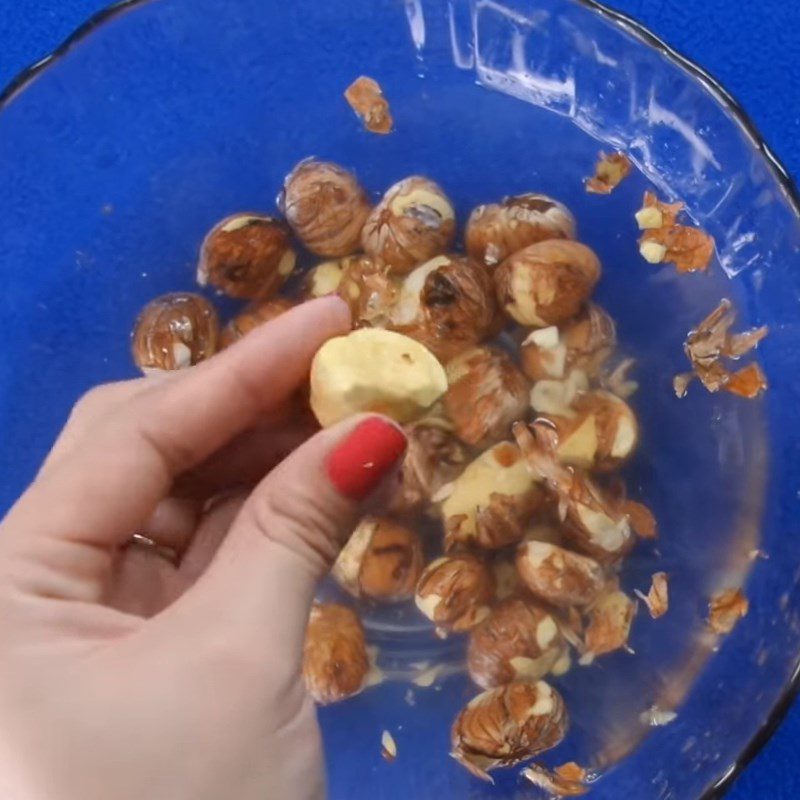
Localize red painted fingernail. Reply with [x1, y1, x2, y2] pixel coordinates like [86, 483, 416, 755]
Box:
[326, 418, 407, 501]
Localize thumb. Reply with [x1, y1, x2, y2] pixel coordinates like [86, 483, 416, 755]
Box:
[175, 415, 407, 660]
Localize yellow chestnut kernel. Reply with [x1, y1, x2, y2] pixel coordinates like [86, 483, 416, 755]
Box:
[309, 328, 447, 427]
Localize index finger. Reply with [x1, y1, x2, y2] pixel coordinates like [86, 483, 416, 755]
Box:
[1, 296, 350, 557]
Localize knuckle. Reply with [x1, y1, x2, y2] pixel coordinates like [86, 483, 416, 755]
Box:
[72, 382, 135, 421]
[72, 386, 109, 418]
[246, 483, 350, 569]
[48, 380, 148, 470]
[135, 415, 202, 476]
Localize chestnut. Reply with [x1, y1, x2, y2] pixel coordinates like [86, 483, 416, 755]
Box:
[302, 603, 369, 705]
[391, 254, 497, 362]
[494, 240, 601, 327]
[443, 346, 529, 448]
[219, 297, 295, 348]
[332, 517, 425, 603]
[361, 177, 455, 272]
[197, 213, 296, 299]
[465, 193, 576, 269]
[280, 159, 371, 257]
[132, 292, 219, 373]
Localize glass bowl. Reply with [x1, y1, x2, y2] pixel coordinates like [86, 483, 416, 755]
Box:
[1, 0, 799, 797]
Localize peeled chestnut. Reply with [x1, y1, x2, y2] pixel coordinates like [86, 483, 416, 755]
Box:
[465, 193, 576, 268]
[309, 328, 448, 427]
[197, 213, 296, 299]
[361, 177, 456, 272]
[280, 159, 372, 257]
[132, 292, 219, 373]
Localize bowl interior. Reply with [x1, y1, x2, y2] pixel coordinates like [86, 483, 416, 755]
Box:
[1, 0, 799, 797]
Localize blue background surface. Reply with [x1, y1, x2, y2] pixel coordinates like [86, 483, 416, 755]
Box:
[1, 1, 798, 798]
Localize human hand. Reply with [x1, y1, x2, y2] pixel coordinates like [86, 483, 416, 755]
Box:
[0, 296, 407, 800]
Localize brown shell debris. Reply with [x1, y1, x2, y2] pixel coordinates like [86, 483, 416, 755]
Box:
[586, 151, 632, 195]
[708, 588, 749, 634]
[345, 75, 394, 135]
[636, 191, 715, 273]
[675, 299, 768, 399]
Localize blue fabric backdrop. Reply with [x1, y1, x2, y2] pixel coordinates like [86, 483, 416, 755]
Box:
[1, 1, 798, 797]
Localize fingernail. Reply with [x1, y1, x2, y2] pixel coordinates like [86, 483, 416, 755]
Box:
[326, 418, 407, 500]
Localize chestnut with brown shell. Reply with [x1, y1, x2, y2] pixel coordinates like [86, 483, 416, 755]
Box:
[494, 240, 601, 327]
[467, 597, 565, 689]
[361, 177, 456, 272]
[584, 587, 637, 657]
[132, 292, 219, 372]
[516, 541, 605, 608]
[539, 390, 639, 473]
[198, 213, 296, 299]
[303, 603, 370, 705]
[333, 517, 424, 602]
[391, 254, 498, 362]
[415, 554, 495, 635]
[280, 159, 372, 257]
[220, 297, 295, 348]
[444, 347, 529, 448]
[451, 681, 568, 781]
[442, 442, 544, 551]
[466, 193, 576, 269]
[520, 305, 618, 384]
[389, 422, 469, 515]
[336, 254, 398, 328]
[513, 422, 633, 565]
[561, 303, 617, 376]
